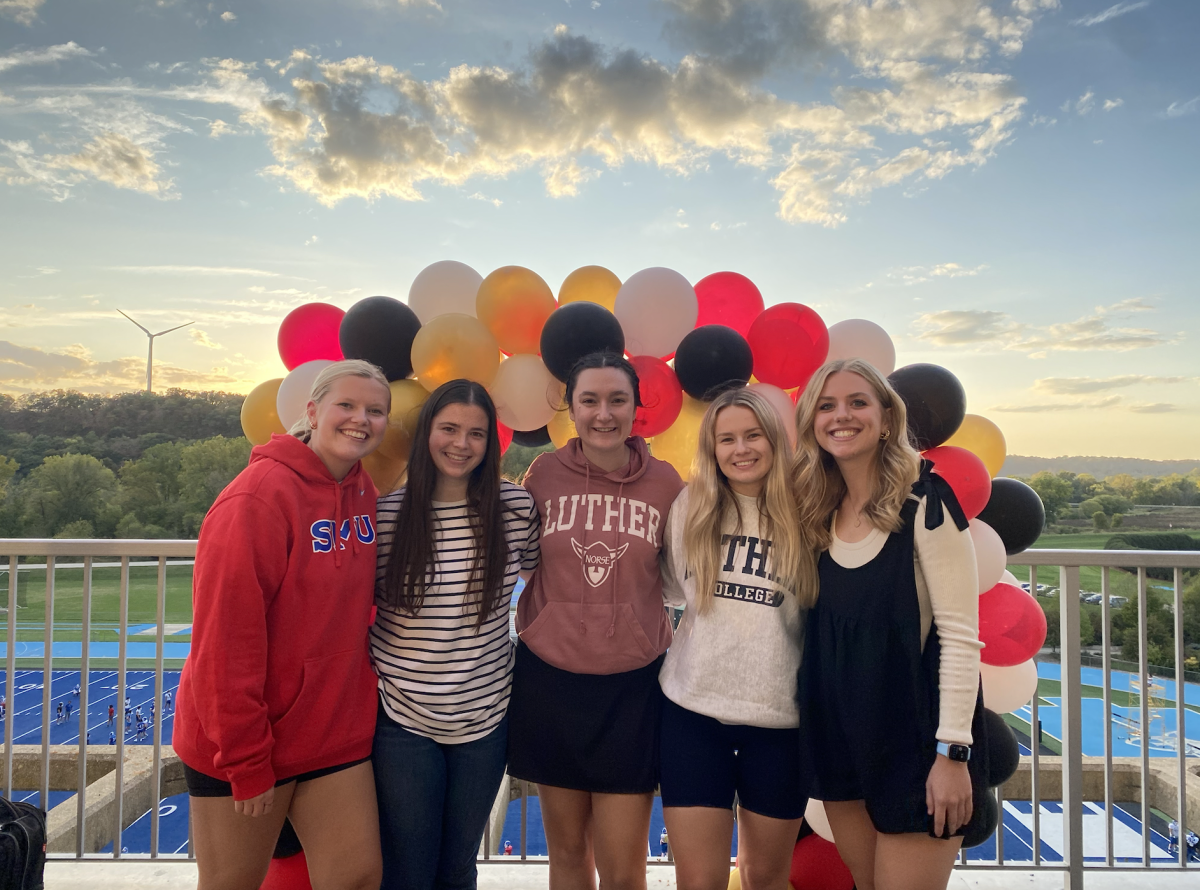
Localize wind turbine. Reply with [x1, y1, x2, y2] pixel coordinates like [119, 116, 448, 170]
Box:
[118, 310, 194, 393]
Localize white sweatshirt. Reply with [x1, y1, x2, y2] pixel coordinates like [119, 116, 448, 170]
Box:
[659, 489, 805, 729]
[827, 497, 982, 745]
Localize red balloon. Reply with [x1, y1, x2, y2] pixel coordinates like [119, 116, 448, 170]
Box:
[497, 421, 514, 456]
[278, 303, 345, 370]
[261, 852, 312, 890]
[630, 355, 684, 439]
[979, 582, 1048, 667]
[747, 303, 829, 390]
[790, 835, 854, 890]
[693, 272, 765, 339]
[923, 445, 992, 521]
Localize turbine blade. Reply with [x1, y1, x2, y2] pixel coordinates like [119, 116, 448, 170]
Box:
[117, 309, 151, 336]
[152, 321, 196, 337]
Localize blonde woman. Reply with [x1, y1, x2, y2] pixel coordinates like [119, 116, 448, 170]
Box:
[792, 359, 984, 890]
[176, 360, 390, 890]
[659, 387, 815, 890]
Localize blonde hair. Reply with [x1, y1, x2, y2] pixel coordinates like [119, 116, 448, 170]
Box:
[288, 359, 391, 442]
[792, 359, 922, 555]
[683, 387, 815, 612]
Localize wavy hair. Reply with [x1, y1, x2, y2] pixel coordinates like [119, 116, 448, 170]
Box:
[792, 359, 922, 554]
[380, 380, 512, 630]
[684, 387, 815, 612]
[287, 359, 391, 443]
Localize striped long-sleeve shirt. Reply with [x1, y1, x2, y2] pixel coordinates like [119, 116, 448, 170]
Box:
[370, 480, 541, 743]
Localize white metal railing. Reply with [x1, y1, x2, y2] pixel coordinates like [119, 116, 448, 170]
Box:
[1, 540, 1197, 889]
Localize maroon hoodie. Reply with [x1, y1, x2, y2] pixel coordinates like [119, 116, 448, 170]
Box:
[516, 437, 684, 675]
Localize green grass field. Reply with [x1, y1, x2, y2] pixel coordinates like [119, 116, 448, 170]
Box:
[1004, 532, 1177, 597]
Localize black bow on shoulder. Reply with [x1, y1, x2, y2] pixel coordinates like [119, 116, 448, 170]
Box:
[913, 458, 970, 532]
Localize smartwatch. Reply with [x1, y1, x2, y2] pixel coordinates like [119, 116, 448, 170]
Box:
[936, 741, 971, 762]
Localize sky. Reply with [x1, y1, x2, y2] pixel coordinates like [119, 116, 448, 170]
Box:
[0, 0, 1197, 460]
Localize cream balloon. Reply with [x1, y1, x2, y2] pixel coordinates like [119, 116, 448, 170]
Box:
[804, 799, 834, 843]
[407, 260, 483, 323]
[969, 519, 1007, 595]
[826, 319, 896, 376]
[747, 382, 797, 449]
[275, 359, 334, 430]
[1000, 569, 1021, 587]
[489, 355, 563, 432]
[980, 659, 1038, 714]
[614, 267, 698, 358]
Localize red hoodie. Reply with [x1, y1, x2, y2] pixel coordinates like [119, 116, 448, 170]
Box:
[516, 437, 684, 675]
[174, 434, 379, 800]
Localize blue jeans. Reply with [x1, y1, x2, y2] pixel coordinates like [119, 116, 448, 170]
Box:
[373, 710, 508, 890]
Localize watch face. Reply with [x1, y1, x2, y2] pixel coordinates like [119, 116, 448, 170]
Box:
[949, 744, 971, 762]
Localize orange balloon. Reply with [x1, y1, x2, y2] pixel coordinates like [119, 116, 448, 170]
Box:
[377, 379, 428, 460]
[648, 395, 707, 481]
[240, 378, 286, 445]
[558, 265, 622, 313]
[476, 266, 556, 355]
[411, 313, 501, 391]
[362, 450, 408, 495]
[547, 408, 578, 448]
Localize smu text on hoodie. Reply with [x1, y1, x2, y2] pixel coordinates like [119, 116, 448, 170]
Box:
[516, 437, 684, 675]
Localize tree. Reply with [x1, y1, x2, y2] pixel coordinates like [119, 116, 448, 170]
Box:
[1111, 588, 1177, 667]
[1027, 471, 1073, 523]
[20, 454, 117, 537]
[1111, 513, 1123, 528]
[1093, 511, 1110, 530]
[179, 436, 252, 519]
[1040, 597, 1095, 652]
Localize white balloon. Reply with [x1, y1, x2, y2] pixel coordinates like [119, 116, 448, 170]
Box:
[1000, 569, 1020, 586]
[747, 383, 797, 448]
[826, 319, 896, 376]
[408, 260, 483, 323]
[276, 359, 334, 430]
[614, 267, 698, 358]
[489, 355, 563, 432]
[969, 519, 1006, 595]
[804, 799, 834, 843]
[981, 659, 1038, 714]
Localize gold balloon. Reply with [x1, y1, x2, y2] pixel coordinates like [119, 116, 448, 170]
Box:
[411, 313, 501, 391]
[362, 450, 408, 495]
[476, 266, 557, 355]
[377, 379, 429, 460]
[240, 378, 286, 445]
[558, 265, 622, 312]
[943, 414, 1007, 478]
[648, 395, 707, 481]
[547, 408, 578, 448]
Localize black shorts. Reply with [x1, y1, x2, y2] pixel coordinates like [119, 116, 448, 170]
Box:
[659, 696, 807, 821]
[507, 641, 664, 794]
[182, 757, 371, 798]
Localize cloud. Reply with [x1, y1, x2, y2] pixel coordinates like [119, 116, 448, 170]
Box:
[190, 329, 222, 349]
[892, 262, 988, 285]
[915, 299, 1177, 353]
[1103, 98, 1123, 111]
[1072, 1, 1150, 27]
[1071, 91, 1095, 115]
[52, 132, 175, 197]
[209, 119, 235, 137]
[0, 340, 243, 394]
[1165, 97, 1199, 118]
[105, 265, 283, 277]
[1127, 402, 1177, 414]
[220, 11, 236, 22]
[467, 191, 502, 207]
[991, 395, 1124, 413]
[0, 0, 45, 26]
[1033, 375, 1192, 394]
[0, 42, 92, 73]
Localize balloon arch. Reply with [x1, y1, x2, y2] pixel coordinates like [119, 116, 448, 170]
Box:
[241, 260, 1048, 724]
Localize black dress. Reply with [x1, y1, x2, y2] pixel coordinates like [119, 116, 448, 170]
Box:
[797, 469, 989, 835]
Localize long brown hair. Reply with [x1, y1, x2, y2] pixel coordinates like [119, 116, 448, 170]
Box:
[380, 379, 511, 629]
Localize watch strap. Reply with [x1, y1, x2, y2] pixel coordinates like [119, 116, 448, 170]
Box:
[936, 741, 971, 762]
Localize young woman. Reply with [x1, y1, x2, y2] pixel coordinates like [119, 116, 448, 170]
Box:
[508, 352, 685, 890]
[792, 358, 984, 890]
[659, 387, 814, 890]
[175, 359, 390, 890]
[371, 379, 540, 890]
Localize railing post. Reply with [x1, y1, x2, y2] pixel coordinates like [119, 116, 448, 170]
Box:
[1059, 565, 1084, 890]
[4, 554, 17, 801]
[1173, 568, 1188, 868]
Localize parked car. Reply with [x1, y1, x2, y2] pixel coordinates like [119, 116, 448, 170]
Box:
[1109, 596, 1128, 608]
[1081, 592, 1102, 603]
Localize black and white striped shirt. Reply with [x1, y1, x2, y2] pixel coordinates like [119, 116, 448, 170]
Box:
[371, 480, 540, 743]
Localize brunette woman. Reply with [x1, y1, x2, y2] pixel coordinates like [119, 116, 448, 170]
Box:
[372, 379, 540, 890]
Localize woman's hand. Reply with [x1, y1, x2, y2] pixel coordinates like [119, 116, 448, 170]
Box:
[233, 786, 275, 818]
[926, 755, 972, 838]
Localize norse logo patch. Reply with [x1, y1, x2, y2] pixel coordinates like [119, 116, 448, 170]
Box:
[571, 538, 630, 588]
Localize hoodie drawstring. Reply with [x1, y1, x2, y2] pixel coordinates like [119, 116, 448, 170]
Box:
[607, 479, 625, 639]
[580, 464, 590, 636]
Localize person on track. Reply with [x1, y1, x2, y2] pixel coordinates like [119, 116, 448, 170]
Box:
[164, 691, 172, 712]
[108, 704, 115, 727]
[371, 379, 540, 890]
[56, 701, 63, 724]
[174, 359, 390, 890]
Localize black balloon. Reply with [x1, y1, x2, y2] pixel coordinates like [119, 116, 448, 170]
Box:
[540, 302, 625, 382]
[962, 790, 999, 849]
[512, 426, 551, 448]
[338, 296, 422, 382]
[984, 708, 1020, 788]
[887, 363, 966, 450]
[978, 478, 1046, 555]
[673, 325, 754, 401]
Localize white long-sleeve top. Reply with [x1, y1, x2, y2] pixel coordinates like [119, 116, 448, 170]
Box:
[659, 489, 805, 729]
[827, 497, 982, 745]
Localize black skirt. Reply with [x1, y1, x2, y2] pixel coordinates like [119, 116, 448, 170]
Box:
[507, 641, 664, 794]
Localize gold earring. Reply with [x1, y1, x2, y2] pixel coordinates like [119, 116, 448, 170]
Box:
[880, 429, 891, 440]
[310, 421, 317, 430]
